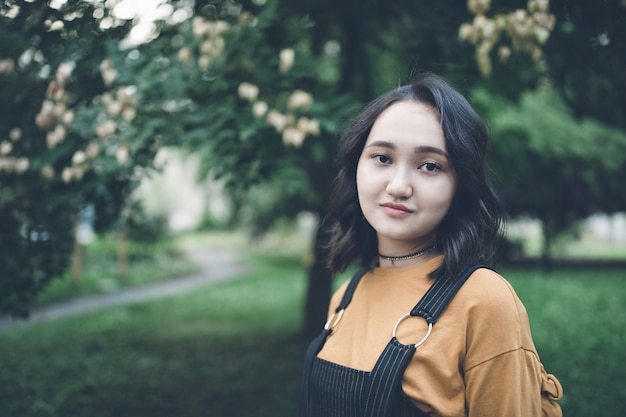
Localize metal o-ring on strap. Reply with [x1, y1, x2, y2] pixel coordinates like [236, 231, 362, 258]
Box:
[392, 313, 433, 348]
[324, 309, 345, 331]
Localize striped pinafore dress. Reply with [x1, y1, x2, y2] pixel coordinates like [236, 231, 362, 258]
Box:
[299, 265, 485, 417]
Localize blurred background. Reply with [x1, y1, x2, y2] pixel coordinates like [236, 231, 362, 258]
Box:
[1, 0, 625, 416]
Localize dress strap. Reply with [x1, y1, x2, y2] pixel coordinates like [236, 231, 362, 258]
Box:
[336, 267, 368, 311]
[410, 264, 489, 324]
[364, 338, 421, 417]
[363, 264, 489, 417]
[299, 268, 368, 417]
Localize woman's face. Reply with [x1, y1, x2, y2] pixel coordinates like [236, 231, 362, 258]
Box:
[356, 100, 457, 254]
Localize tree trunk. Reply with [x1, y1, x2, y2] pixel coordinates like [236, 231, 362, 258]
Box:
[302, 221, 334, 340]
[338, 16, 373, 99]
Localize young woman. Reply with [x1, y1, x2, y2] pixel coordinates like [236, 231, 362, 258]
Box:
[299, 74, 563, 417]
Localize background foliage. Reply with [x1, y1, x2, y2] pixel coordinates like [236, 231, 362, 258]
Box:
[0, 0, 161, 316]
[1, 0, 625, 331]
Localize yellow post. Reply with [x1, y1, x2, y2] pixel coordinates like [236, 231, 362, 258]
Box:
[70, 219, 82, 284]
[118, 223, 129, 281]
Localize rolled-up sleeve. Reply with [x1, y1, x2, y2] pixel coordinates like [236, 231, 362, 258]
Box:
[464, 348, 563, 417]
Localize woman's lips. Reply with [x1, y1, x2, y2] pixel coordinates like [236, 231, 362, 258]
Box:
[381, 203, 413, 217]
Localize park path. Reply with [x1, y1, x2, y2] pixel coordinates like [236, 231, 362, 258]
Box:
[0, 247, 247, 332]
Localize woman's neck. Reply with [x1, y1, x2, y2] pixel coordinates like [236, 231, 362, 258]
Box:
[377, 242, 441, 268]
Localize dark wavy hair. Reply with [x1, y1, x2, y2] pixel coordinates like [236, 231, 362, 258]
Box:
[323, 73, 504, 280]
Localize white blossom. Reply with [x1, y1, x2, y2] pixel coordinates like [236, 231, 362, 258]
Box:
[1, 157, 30, 174]
[35, 100, 56, 129]
[96, 120, 117, 139]
[266, 110, 288, 132]
[529, 0, 550, 12]
[201, 37, 225, 57]
[192, 16, 211, 38]
[1, 141, 13, 155]
[40, 164, 55, 179]
[279, 48, 295, 72]
[252, 101, 268, 119]
[61, 166, 85, 183]
[100, 60, 118, 86]
[178, 47, 192, 64]
[198, 55, 211, 70]
[46, 125, 66, 149]
[297, 117, 320, 136]
[282, 127, 306, 147]
[498, 45, 512, 62]
[53, 102, 67, 119]
[55, 61, 74, 85]
[85, 143, 100, 159]
[0, 58, 15, 74]
[116, 87, 136, 106]
[9, 128, 21, 141]
[213, 21, 231, 36]
[287, 90, 313, 111]
[238, 82, 260, 102]
[116, 146, 129, 164]
[62, 166, 73, 183]
[122, 107, 136, 122]
[62, 109, 75, 125]
[101, 92, 113, 106]
[14, 157, 29, 173]
[459, 23, 477, 43]
[468, 0, 491, 15]
[72, 150, 86, 165]
[106, 100, 122, 117]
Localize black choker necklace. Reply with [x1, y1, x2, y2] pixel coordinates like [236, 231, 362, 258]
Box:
[378, 244, 437, 265]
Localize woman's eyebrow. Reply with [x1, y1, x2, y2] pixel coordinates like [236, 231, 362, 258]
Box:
[415, 145, 448, 158]
[365, 140, 395, 150]
[365, 141, 449, 158]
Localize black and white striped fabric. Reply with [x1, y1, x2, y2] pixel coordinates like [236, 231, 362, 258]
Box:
[299, 265, 486, 417]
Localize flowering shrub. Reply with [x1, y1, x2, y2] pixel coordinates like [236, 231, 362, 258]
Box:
[459, 0, 556, 76]
[0, 1, 159, 316]
[129, 1, 360, 234]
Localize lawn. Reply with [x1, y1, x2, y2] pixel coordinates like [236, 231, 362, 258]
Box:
[0, 239, 624, 417]
[34, 235, 198, 306]
[505, 267, 626, 416]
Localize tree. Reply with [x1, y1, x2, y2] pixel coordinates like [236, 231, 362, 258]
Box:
[4, 0, 624, 330]
[0, 0, 160, 316]
[460, 0, 626, 129]
[129, 0, 364, 337]
[473, 88, 626, 267]
[546, 0, 626, 131]
[462, 0, 626, 265]
[130, 0, 560, 337]
[128, 0, 585, 336]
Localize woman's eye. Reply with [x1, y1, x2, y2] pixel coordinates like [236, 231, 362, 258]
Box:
[420, 162, 441, 172]
[373, 154, 391, 164]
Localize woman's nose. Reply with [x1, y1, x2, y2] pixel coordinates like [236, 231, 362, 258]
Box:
[385, 169, 413, 198]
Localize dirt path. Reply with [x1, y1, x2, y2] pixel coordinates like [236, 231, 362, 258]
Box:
[0, 247, 247, 332]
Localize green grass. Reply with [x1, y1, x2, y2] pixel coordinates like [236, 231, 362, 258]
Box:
[35, 236, 198, 306]
[0, 248, 308, 417]
[504, 268, 626, 416]
[0, 240, 624, 417]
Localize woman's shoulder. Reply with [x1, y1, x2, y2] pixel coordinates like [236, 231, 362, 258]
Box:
[451, 267, 536, 353]
[450, 267, 532, 339]
[460, 267, 522, 311]
[328, 278, 351, 311]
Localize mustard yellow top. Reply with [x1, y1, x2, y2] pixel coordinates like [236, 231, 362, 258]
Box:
[318, 256, 563, 417]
